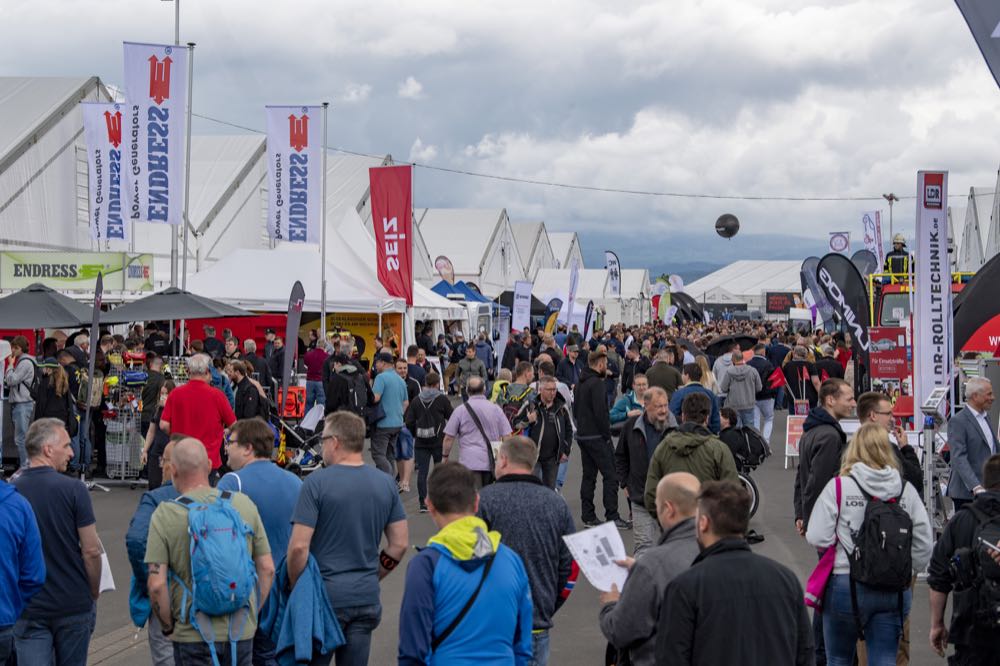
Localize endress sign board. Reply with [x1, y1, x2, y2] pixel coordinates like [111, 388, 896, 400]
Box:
[0, 251, 154, 292]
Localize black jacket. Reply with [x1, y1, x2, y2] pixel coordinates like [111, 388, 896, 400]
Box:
[927, 492, 1000, 649]
[655, 538, 813, 665]
[244, 351, 273, 390]
[793, 407, 846, 525]
[574, 367, 611, 441]
[815, 357, 844, 380]
[556, 356, 583, 389]
[404, 390, 454, 450]
[746, 355, 775, 400]
[895, 443, 924, 500]
[615, 413, 675, 503]
[621, 356, 651, 394]
[323, 370, 351, 414]
[34, 376, 72, 429]
[517, 393, 574, 462]
[645, 362, 682, 397]
[233, 376, 260, 420]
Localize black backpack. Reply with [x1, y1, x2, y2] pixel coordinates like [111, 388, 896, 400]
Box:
[725, 426, 771, 469]
[413, 396, 442, 441]
[845, 475, 913, 639]
[345, 371, 369, 417]
[968, 505, 1000, 629]
[18, 356, 43, 402]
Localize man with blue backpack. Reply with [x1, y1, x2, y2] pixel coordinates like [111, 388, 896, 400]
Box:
[146, 438, 275, 666]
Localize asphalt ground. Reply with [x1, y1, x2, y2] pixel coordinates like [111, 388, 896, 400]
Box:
[83, 412, 944, 665]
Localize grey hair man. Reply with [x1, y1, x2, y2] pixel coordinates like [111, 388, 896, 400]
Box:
[12, 418, 103, 665]
[947, 377, 999, 511]
[599, 473, 701, 666]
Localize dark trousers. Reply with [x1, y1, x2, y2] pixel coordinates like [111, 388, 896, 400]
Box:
[535, 457, 559, 490]
[577, 437, 619, 522]
[173, 639, 252, 665]
[814, 549, 827, 666]
[414, 447, 442, 504]
[950, 644, 1000, 666]
[92, 408, 107, 472]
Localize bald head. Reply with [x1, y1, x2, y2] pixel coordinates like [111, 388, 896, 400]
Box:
[655, 472, 700, 529]
[171, 438, 211, 490]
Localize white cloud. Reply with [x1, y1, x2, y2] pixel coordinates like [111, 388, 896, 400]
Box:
[409, 138, 438, 162]
[338, 83, 371, 104]
[397, 76, 424, 100]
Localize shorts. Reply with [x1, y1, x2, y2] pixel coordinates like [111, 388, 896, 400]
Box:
[395, 427, 415, 461]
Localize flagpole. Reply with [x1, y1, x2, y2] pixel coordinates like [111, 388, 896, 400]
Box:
[169, 0, 181, 289]
[181, 42, 195, 291]
[320, 102, 329, 341]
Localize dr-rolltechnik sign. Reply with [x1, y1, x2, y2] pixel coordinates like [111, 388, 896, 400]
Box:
[0, 252, 154, 291]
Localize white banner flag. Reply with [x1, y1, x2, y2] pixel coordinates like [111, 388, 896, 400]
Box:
[512, 280, 533, 332]
[122, 42, 190, 226]
[861, 211, 884, 266]
[605, 250, 621, 297]
[913, 171, 952, 425]
[81, 102, 128, 243]
[566, 258, 580, 326]
[266, 105, 324, 243]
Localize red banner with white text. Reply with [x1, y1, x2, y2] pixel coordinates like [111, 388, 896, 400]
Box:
[370, 166, 413, 306]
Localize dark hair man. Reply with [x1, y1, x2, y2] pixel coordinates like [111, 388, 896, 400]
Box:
[856, 391, 922, 496]
[287, 412, 408, 663]
[4, 335, 36, 469]
[646, 349, 682, 398]
[404, 370, 454, 512]
[478, 437, 575, 664]
[655, 481, 813, 664]
[398, 463, 532, 664]
[668, 363, 721, 434]
[516, 376, 574, 490]
[644, 393, 738, 514]
[575, 351, 626, 529]
[928, 454, 1000, 662]
[371, 351, 410, 477]
[746, 344, 776, 442]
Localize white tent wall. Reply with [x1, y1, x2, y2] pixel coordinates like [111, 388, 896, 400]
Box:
[685, 260, 801, 310]
[958, 190, 985, 271]
[0, 77, 111, 253]
[511, 221, 557, 280]
[547, 232, 585, 270]
[984, 168, 1000, 263]
[533, 267, 650, 326]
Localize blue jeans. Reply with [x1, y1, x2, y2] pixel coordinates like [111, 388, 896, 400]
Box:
[823, 574, 911, 666]
[755, 398, 775, 442]
[395, 427, 414, 461]
[11, 402, 33, 468]
[736, 408, 756, 429]
[305, 380, 326, 414]
[14, 606, 96, 666]
[775, 386, 786, 410]
[173, 638, 252, 665]
[529, 629, 549, 666]
[556, 459, 568, 489]
[310, 604, 381, 666]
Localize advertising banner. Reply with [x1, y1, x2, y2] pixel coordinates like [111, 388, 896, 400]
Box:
[861, 211, 885, 266]
[955, 0, 1000, 89]
[605, 251, 621, 297]
[313, 312, 404, 363]
[868, 327, 910, 380]
[850, 249, 879, 278]
[829, 231, 851, 254]
[566, 258, 580, 326]
[265, 105, 324, 243]
[583, 300, 595, 340]
[0, 251, 153, 291]
[785, 415, 805, 458]
[434, 255, 455, 285]
[913, 170, 952, 419]
[816, 252, 871, 361]
[512, 280, 533, 332]
[543, 298, 563, 334]
[801, 256, 836, 329]
[81, 102, 127, 243]
[122, 41, 189, 226]
[370, 165, 414, 306]
[764, 291, 804, 315]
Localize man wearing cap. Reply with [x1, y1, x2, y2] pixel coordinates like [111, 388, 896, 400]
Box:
[371, 351, 409, 477]
[557, 345, 583, 391]
[884, 234, 910, 274]
[263, 329, 277, 359]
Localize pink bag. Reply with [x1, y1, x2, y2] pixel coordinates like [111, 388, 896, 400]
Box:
[804, 477, 841, 609]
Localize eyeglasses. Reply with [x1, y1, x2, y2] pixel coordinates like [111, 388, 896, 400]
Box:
[321, 434, 336, 443]
[873, 410, 894, 417]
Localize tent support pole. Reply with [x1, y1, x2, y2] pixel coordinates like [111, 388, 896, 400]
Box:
[320, 102, 329, 341]
[180, 42, 195, 292]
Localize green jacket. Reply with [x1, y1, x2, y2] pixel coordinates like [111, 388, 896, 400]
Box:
[644, 422, 739, 513]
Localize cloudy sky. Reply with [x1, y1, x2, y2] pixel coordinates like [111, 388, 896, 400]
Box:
[4, 0, 999, 277]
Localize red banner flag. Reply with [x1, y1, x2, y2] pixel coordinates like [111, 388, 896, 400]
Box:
[370, 166, 413, 306]
[768, 367, 787, 389]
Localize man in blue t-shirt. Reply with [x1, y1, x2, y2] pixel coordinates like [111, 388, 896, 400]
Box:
[12, 418, 104, 666]
[288, 412, 408, 666]
[371, 351, 409, 478]
[219, 417, 303, 665]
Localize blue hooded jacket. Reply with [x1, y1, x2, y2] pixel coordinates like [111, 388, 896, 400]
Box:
[210, 366, 236, 408]
[0, 481, 46, 627]
[398, 516, 533, 666]
[125, 481, 180, 626]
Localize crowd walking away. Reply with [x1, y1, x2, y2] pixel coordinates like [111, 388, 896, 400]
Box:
[5, 319, 1000, 666]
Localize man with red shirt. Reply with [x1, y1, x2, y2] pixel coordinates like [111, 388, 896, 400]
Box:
[159, 354, 236, 483]
[303, 343, 329, 414]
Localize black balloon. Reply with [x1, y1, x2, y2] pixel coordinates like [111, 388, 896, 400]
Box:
[715, 213, 740, 238]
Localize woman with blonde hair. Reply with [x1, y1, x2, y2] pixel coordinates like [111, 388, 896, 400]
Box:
[696, 355, 718, 393]
[806, 423, 933, 666]
[34, 359, 75, 435]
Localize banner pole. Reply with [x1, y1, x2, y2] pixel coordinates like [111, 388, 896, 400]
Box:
[169, 1, 181, 288]
[320, 102, 329, 341]
[180, 42, 195, 292]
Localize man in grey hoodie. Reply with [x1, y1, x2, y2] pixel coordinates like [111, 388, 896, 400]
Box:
[712, 342, 737, 399]
[599, 472, 701, 666]
[719, 352, 762, 428]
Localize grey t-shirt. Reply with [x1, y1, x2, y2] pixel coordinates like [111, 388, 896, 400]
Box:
[291, 464, 405, 608]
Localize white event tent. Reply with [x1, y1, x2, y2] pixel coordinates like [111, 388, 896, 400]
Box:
[533, 267, 650, 326]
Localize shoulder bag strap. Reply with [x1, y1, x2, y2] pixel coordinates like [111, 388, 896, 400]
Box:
[431, 554, 496, 651]
[463, 401, 497, 469]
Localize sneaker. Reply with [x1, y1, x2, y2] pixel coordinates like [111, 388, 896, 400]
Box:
[419, 504, 428, 513]
[613, 518, 632, 531]
[582, 519, 601, 528]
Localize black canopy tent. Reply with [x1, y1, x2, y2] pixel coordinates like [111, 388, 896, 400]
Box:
[0, 283, 93, 328]
[705, 334, 756, 357]
[495, 290, 547, 317]
[98, 287, 254, 324]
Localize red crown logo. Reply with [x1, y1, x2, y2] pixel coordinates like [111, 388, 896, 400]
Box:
[148, 55, 173, 105]
[104, 110, 122, 148]
[288, 114, 309, 152]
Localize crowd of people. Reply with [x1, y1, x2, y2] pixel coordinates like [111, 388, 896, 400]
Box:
[3, 315, 1000, 666]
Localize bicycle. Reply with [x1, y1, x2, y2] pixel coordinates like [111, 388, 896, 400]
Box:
[738, 468, 760, 519]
